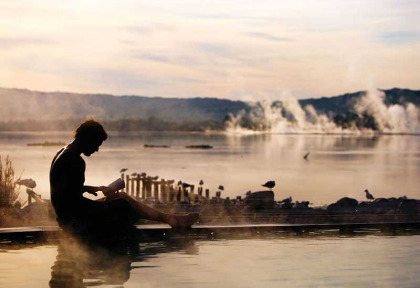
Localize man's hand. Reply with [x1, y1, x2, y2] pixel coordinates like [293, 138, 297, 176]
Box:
[99, 186, 114, 196]
[83, 185, 100, 196]
[85, 185, 118, 198]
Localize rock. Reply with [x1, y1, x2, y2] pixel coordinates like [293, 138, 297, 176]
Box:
[357, 198, 401, 215]
[397, 199, 420, 214]
[245, 191, 275, 210]
[336, 197, 359, 207]
[327, 197, 358, 214]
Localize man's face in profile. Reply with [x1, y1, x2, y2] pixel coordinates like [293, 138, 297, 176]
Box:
[83, 139, 103, 157]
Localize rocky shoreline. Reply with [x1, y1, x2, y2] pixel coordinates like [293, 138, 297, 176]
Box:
[152, 192, 420, 225]
[1, 192, 419, 228]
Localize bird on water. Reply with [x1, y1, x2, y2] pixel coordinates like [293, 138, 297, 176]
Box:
[262, 181, 275, 190]
[304, 152, 310, 160]
[364, 189, 374, 200]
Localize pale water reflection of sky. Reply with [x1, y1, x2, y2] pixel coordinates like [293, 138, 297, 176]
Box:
[0, 0, 418, 100]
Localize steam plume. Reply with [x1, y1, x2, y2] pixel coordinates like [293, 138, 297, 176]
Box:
[355, 90, 419, 134]
[226, 98, 343, 134]
[225, 89, 419, 134]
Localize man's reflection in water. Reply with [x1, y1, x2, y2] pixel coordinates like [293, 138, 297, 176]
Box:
[49, 235, 198, 288]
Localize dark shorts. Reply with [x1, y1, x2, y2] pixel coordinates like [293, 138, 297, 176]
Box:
[57, 198, 138, 234]
[86, 198, 136, 223]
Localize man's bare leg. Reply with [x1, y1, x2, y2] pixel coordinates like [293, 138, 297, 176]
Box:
[110, 192, 199, 229]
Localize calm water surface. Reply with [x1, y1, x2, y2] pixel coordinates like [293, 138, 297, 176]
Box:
[0, 233, 419, 288]
[0, 131, 419, 205]
[1, 132, 419, 287]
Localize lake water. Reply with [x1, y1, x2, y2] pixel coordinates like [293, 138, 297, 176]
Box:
[0, 231, 419, 288]
[0, 131, 419, 205]
[1, 131, 420, 287]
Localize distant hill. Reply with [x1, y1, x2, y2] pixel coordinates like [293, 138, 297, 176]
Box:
[0, 87, 418, 131]
[299, 88, 420, 116]
[0, 87, 250, 123]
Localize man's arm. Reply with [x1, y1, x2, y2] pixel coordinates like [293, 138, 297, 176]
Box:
[83, 185, 101, 196]
[83, 185, 114, 197]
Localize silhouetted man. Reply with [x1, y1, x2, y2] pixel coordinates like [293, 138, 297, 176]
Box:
[50, 119, 198, 233]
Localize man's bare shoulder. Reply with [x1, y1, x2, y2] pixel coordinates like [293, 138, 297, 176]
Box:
[53, 148, 84, 168]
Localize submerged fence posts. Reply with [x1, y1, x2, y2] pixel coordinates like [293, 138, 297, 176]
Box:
[135, 174, 140, 199]
[119, 171, 213, 203]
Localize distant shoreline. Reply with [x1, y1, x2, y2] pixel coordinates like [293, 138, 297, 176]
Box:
[27, 141, 66, 146]
[1, 129, 419, 136]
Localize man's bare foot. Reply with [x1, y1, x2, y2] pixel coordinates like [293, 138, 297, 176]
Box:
[168, 213, 199, 229]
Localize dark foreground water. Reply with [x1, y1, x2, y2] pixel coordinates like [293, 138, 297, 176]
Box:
[1, 232, 419, 288]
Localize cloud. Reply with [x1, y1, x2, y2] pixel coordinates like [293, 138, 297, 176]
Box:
[377, 31, 420, 45]
[181, 13, 236, 20]
[196, 43, 234, 57]
[135, 53, 170, 63]
[95, 69, 167, 90]
[173, 77, 206, 84]
[180, 12, 272, 21]
[247, 32, 293, 42]
[125, 24, 175, 35]
[0, 37, 54, 49]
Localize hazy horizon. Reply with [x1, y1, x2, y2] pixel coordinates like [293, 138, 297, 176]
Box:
[2, 85, 417, 101]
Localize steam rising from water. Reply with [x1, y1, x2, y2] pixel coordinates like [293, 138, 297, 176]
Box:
[225, 89, 419, 134]
[355, 90, 419, 133]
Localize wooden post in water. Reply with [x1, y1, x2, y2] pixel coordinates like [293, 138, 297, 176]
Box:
[130, 177, 135, 197]
[120, 173, 125, 192]
[169, 186, 175, 202]
[141, 174, 147, 199]
[159, 179, 167, 202]
[177, 186, 182, 202]
[190, 185, 195, 203]
[145, 177, 151, 198]
[135, 175, 140, 199]
[27, 188, 32, 206]
[140, 176, 146, 199]
[153, 180, 160, 200]
[126, 175, 130, 195]
[26, 189, 44, 204]
[145, 176, 158, 198]
[154, 179, 173, 203]
[164, 180, 175, 203]
[183, 188, 186, 202]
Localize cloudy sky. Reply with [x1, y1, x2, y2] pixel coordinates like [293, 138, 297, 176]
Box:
[0, 0, 418, 100]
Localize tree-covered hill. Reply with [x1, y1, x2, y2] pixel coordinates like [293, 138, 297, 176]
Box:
[0, 87, 418, 131]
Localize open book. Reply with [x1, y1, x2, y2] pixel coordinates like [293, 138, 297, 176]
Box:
[106, 178, 125, 195]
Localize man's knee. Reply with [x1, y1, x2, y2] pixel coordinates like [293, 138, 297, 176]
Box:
[116, 192, 134, 202]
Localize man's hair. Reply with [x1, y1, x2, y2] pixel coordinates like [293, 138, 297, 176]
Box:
[74, 119, 108, 142]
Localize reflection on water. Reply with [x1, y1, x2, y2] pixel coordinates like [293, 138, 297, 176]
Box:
[1, 229, 420, 288]
[50, 239, 132, 287]
[49, 236, 199, 288]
